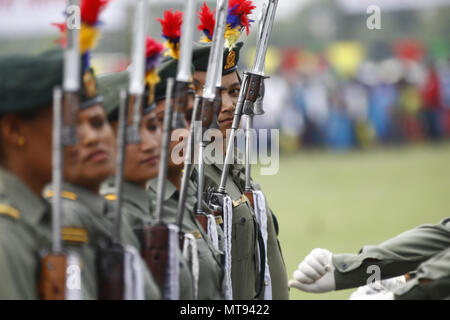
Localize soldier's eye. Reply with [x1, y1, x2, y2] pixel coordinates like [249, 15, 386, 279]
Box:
[229, 87, 240, 97]
[90, 118, 105, 129]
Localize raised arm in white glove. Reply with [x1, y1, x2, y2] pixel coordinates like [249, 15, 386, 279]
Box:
[288, 248, 336, 293]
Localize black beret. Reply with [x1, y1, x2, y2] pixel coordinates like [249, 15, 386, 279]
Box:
[97, 70, 155, 122]
[153, 56, 195, 102]
[0, 49, 63, 115]
[0, 48, 103, 116]
[192, 41, 244, 76]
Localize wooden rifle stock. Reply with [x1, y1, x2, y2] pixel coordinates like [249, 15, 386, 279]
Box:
[39, 254, 67, 300]
[97, 243, 125, 300]
[140, 224, 169, 290]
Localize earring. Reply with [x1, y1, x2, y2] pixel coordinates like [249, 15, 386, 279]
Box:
[17, 136, 26, 147]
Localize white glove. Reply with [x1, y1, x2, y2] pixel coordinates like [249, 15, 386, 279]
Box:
[288, 248, 336, 293]
[349, 275, 406, 300]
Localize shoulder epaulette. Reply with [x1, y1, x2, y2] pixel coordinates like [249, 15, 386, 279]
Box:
[0, 204, 20, 220]
[104, 194, 117, 201]
[61, 226, 88, 244]
[232, 194, 249, 208]
[44, 190, 78, 201]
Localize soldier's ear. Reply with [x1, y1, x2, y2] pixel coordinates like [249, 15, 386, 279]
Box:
[0, 114, 24, 150]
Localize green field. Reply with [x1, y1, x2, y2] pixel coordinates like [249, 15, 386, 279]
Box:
[253, 142, 450, 300]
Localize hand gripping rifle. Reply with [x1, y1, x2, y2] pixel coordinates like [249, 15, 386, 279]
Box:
[193, 0, 228, 234]
[39, 0, 81, 300]
[97, 0, 148, 300]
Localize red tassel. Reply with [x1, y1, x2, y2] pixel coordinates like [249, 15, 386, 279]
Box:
[229, 0, 256, 35]
[81, 0, 110, 25]
[146, 37, 164, 58]
[197, 2, 216, 40]
[157, 9, 183, 41]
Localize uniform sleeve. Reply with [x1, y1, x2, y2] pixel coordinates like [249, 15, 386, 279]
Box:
[0, 221, 39, 299]
[394, 247, 450, 300]
[333, 218, 450, 290]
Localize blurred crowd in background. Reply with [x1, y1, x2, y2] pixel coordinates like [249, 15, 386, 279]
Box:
[253, 44, 450, 152]
[1, 0, 449, 153]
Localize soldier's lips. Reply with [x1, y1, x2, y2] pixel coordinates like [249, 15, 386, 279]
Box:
[219, 117, 233, 126]
[142, 154, 159, 166]
[84, 149, 109, 163]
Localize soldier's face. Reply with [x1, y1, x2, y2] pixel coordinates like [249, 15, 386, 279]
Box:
[63, 105, 115, 191]
[193, 71, 241, 137]
[122, 111, 161, 186]
[155, 99, 188, 172]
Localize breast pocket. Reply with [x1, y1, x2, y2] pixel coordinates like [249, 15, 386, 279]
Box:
[231, 202, 255, 262]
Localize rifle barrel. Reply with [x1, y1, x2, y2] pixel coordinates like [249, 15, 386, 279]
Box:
[112, 90, 128, 245]
[155, 78, 175, 223]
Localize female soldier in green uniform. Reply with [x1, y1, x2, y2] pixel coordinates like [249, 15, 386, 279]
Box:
[97, 70, 195, 300]
[191, 42, 289, 300]
[146, 56, 226, 300]
[0, 51, 59, 299]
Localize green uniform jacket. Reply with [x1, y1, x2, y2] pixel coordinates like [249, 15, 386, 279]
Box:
[0, 169, 51, 299]
[394, 246, 450, 300]
[43, 182, 161, 300]
[332, 218, 450, 290]
[230, 161, 289, 300]
[100, 178, 194, 300]
[200, 158, 260, 300]
[147, 178, 226, 300]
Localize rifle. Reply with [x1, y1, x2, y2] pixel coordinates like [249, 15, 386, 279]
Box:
[242, 1, 274, 300]
[39, 0, 81, 300]
[194, 0, 228, 233]
[141, 78, 180, 300]
[97, 0, 148, 300]
[139, 1, 196, 300]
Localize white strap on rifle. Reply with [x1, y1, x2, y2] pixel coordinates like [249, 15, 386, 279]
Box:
[165, 224, 180, 300]
[65, 252, 82, 300]
[223, 195, 233, 300]
[253, 190, 272, 300]
[182, 233, 199, 299]
[206, 214, 219, 250]
[124, 245, 145, 300]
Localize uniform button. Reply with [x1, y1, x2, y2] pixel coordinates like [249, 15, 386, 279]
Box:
[240, 217, 246, 223]
[341, 263, 347, 270]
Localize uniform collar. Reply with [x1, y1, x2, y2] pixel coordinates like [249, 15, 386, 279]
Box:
[204, 148, 245, 170]
[147, 177, 178, 202]
[123, 181, 153, 213]
[0, 168, 49, 226]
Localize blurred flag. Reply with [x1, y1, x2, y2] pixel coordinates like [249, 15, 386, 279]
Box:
[326, 42, 365, 78]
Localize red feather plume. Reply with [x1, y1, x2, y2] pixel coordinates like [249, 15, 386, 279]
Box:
[146, 37, 164, 59]
[81, 0, 110, 25]
[157, 9, 183, 41]
[229, 0, 256, 35]
[197, 2, 216, 41]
